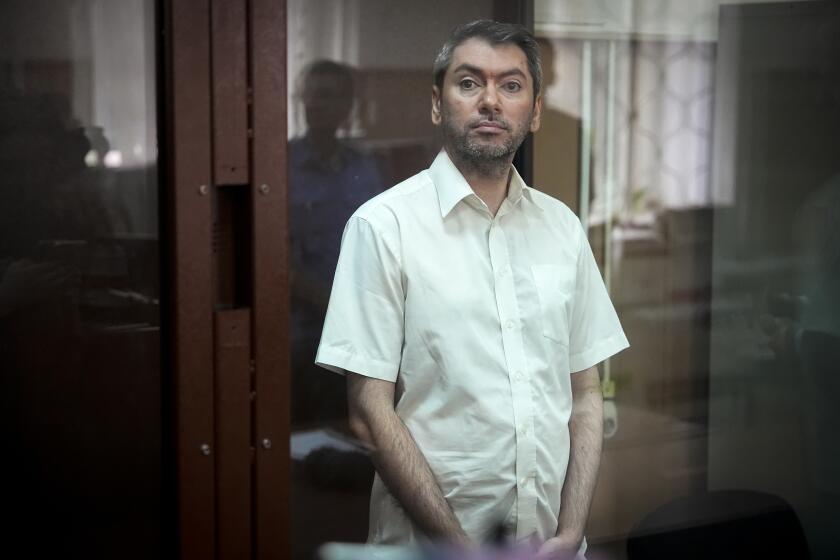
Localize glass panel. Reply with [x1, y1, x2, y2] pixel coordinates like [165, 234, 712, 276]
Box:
[287, 2, 498, 558]
[534, 0, 839, 558]
[0, 1, 163, 557]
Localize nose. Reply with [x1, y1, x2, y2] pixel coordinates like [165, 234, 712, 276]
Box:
[479, 85, 501, 114]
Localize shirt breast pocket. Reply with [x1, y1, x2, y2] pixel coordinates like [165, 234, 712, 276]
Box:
[531, 264, 573, 348]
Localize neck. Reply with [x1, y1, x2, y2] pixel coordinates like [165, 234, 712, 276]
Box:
[447, 149, 513, 216]
[305, 128, 340, 158]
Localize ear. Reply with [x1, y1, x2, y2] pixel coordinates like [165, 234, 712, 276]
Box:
[530, 94, 543, 133]
[431, 85, 442, 126]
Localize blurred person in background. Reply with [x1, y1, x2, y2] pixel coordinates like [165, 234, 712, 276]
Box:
[289, 60, 384, 425]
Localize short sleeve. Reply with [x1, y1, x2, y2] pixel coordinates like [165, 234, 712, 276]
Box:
[568, 225, 629, 373]
[315, 216, 404, 382]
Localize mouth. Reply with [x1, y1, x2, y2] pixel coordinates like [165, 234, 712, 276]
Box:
[471, 121, 508, 134]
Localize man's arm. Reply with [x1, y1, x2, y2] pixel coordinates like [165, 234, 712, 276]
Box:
[538, 366, 604, 559]
[346, 372, 469, 545]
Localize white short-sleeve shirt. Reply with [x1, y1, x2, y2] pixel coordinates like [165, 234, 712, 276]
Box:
[316, 150, 629, 544]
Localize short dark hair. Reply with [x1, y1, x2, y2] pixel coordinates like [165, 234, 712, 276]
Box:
[433, 20, 542, 98]
[300, 59, 355, 98]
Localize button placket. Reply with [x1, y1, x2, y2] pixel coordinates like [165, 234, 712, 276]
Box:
[489, 221, 537, 539]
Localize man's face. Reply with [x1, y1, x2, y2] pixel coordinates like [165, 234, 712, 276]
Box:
[432, 38, 542, 165]
[302, 73, 352, 133]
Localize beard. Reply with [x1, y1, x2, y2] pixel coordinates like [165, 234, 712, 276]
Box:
[440, 107, 533, 175]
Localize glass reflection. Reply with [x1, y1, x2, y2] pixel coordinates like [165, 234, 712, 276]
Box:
[534, 1, 840, 559]
[0, 1, 161, 557]
[288, 56, 384, 560]
[290, 60, 384, 427]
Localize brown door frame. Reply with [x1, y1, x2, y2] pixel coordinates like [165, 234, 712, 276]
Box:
[250, 0, 290, 557]
[166, 0, 215, 557]
[165, 0, 289, 558]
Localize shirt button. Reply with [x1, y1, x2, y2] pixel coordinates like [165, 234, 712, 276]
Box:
[499, 267, 508, 277]
[519, 426, 529, 437]
[505, 319, 516, 330]
[515, 370, 524, 381]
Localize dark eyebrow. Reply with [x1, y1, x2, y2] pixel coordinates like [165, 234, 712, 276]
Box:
[451, 63, 527, 81]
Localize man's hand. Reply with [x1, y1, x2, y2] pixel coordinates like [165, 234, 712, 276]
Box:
[347, 373, 469, 545]
[551, 365, 603, 557]
[535, 533, 582, 560]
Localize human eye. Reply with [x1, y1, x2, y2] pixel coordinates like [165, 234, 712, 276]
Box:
[503, 81, 523, 93]
[459, 78, 478, 90]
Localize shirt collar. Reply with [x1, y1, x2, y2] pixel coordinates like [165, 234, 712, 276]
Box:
[428, 150, 544, 218]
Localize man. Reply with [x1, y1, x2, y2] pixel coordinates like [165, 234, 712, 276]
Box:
[315, 20, 628, 558]
[289, 60, 383, 424]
